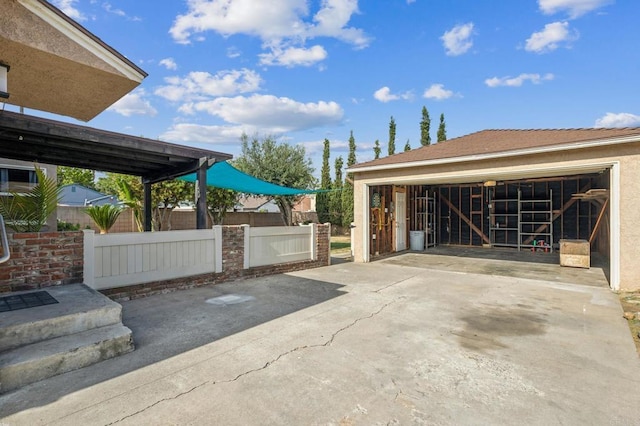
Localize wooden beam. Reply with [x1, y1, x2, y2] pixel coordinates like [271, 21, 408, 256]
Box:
[589, 197, 609, 245]
[439, 193, 490, 244]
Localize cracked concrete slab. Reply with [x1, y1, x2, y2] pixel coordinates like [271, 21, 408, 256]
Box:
[1, 256, 639, 425]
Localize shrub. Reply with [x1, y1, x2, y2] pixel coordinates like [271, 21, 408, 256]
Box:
[85, 204, 123, 234]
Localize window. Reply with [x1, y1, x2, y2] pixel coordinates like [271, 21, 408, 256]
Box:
[0, 167, 39, 194]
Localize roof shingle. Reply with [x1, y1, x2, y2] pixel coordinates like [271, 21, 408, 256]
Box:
[350, 128, 640, 170]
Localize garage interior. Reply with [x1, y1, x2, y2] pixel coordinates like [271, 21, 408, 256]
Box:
[368, 170, 610, 277]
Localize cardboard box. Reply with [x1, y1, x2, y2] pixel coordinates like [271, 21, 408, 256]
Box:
[559, 239, 590, 268]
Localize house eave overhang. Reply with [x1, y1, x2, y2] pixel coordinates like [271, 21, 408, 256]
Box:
[0, 0, 148, 121]
[347, 134, 640, 175]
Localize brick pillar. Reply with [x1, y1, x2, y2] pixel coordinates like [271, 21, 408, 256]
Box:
[221, 225, 246, 280]
[316, 223, 331, 266]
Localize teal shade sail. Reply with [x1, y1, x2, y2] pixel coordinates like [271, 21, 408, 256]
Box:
[179, 161, 320, 195]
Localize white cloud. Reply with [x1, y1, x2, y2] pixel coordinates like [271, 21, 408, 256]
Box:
[423, 84, 454, 100]
[441, 23, 474, 56]
[485, 73, 554, 87]
[169, 0, 370, 67]
[160, 123, 248, 145]
[159, 58, 178, 70]
[227, 47, 242, 58]
[51, 0, 86, 21]
[300, 139, 348, 155]
[181, 94, 344, 133]
[538, 0, 613, 18]
[155, 69, 262, 102]
[594, 112, 640, 128]
[373, 87, 413, 103]
[525, 21, 578, 53]
[259, 45, 328, 67]
[107, 89, 157, 117]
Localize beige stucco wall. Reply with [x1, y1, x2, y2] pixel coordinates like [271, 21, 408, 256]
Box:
[352, 141, 640, 291]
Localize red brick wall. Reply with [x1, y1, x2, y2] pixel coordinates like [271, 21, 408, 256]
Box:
[0, 225, 330, 298]
[0, 231, 84, 293]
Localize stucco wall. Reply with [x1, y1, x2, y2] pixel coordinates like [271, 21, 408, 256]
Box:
[352, 141, 640, 291]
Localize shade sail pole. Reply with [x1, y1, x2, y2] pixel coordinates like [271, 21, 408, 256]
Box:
[196, 158, 209, 229]
[143, 180, 152, 232]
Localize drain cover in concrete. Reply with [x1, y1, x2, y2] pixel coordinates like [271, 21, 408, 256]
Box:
[0, 291, 59, 312]
[206, 294, 256, 306]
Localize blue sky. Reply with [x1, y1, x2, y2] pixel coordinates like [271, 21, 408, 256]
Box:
[7, 0, 640, 176]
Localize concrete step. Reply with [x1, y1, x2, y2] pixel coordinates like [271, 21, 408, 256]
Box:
[0, 323, 134, 393]
[0, 284, 123, 352]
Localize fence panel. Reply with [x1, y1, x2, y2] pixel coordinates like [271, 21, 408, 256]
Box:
[83, 228, 222, 290]
[245, 225, 316, 268]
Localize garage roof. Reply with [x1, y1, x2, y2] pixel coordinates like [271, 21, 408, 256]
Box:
[0, 110, 232, 183]
[350, 128, 640, 172]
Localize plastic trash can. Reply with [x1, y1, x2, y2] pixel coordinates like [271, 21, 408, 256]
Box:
[409, 230, 425, 251]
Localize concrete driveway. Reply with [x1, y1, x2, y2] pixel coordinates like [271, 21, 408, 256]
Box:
[1, 255, 639, 425]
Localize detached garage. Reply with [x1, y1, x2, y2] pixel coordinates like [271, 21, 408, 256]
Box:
[348, 128, 640, 291]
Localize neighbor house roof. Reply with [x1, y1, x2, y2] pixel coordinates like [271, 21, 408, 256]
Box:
[59, 184, 118, 207]
[349, 128, 640, 173]
[0, 0, 147, 121]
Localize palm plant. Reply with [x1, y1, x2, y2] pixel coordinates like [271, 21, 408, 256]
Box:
[117, 180, 143, 232]
[85, 204, 123, 234]
[0, 167, 61, 232]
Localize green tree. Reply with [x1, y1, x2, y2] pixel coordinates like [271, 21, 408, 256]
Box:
[388, 116, 396, 155]
[0, 166, 61, 232]
[373, 139, 381, 159]
[437, 113, 447, 142]
[153, 180, 192, 231]
[97, 173, 143, 231]
[206, 187, 238, 225]
[57, 166, 96, 189]
[341, 130, 356, 227]
[330, 156, 343, 226]
[234, 134, 316, 226]
[316, 138, 332, 223]
[420, 106, 431, 146]
[96, 173, 193, 231]
[404, 139, 411, 152]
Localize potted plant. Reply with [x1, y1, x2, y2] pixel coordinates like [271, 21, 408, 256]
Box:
[85, 204, 123, 234]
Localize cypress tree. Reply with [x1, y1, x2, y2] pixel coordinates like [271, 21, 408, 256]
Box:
[437, 113, 447, 142]
[388, 116, 396, 155]
[404, 139, 411, 152]
[317, 138, 331, 223]
[420, 106, 431, 146]
[341, 131, 356, 227]
[330, 156, 344, 226]
[373, 140, 381, 159]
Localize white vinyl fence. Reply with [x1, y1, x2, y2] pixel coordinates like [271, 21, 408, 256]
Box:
[83, 224, 319, 290]
[244, 224, 316, 268]
[83, 228, 222, 290]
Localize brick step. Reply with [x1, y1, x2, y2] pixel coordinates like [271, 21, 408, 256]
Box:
[0, 323, 134, 393]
